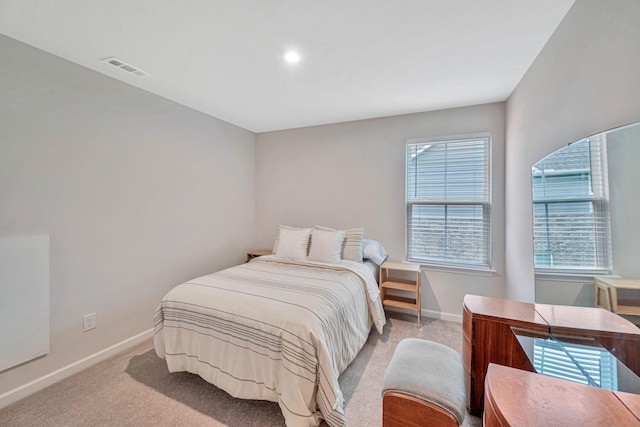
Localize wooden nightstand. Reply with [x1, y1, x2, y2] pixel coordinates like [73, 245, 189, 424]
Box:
[379, 261, 421, 326]
[246, 249, 272, 263]
[594, 276, 640, 315]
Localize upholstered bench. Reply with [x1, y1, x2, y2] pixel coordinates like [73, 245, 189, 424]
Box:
[382, 338, 466, 427]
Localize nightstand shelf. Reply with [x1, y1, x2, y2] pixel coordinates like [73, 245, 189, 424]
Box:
[381, 295, 419, 310]
[379, 261, 421, 326]
[246, 249, 272, 263]
[594, 276, 640, 316]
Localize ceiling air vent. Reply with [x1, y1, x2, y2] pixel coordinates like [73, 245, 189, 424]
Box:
[102, 56, 151, 78]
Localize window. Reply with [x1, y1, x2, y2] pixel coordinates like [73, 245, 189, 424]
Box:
[406, 136, 491, 268]
[532, 137, 611, 273]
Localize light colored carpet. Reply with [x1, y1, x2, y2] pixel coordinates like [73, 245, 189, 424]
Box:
[0, 312, 481, 427]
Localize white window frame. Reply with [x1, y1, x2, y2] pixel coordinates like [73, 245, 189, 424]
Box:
[405, 134, 492, 270]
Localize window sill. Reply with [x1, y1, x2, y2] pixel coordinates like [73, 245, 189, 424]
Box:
[409, 260, 496, 277]
[534, 270, 611, 282]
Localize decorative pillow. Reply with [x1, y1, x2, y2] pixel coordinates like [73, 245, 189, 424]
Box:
[308, 228, 346, 264]
[315, 226, 364, 262]
[272, 225, 293, 253]
[343, 227, 365, 262]
[275, 227, 312, 260]
[362, 239, 388, 265]
[272, 225, 311, 253]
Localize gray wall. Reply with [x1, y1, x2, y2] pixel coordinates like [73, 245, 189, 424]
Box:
[505, 0, 640, 303]
[0, 35, 256, 395]
[256, 103, 506, 320]
[608, 125, 640, 278]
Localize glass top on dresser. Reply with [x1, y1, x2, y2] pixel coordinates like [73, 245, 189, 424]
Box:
[512, 327, 640, 394]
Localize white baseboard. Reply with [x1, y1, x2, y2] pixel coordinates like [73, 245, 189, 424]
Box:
[422, 308, 462, 323]
[385, 306, 462, 323]
[0, 328, 153, 410]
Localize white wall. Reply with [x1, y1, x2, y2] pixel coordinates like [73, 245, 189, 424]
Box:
[0, 35, 256, 397]
[608, 125, 640, 278]
[505, 0, 640, 303]
[256, 103, 506, 320]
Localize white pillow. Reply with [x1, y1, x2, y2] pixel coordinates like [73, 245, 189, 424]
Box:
[315, 226, 364, 262]
[272, 225, 292, 253]
[362, 239, 388, 265]
[272, 225, 309, 254]
[275, 227, 312, 260]
[308, 228, 346, 264]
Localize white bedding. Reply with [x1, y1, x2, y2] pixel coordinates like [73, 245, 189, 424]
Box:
[153, 255, 386, 427]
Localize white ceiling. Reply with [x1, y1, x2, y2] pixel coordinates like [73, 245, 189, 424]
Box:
[0, 0, 575, 133]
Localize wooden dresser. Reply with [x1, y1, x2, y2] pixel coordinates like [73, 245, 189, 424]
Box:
[463, 294, 640, 416]
[483, 363, 640, 427]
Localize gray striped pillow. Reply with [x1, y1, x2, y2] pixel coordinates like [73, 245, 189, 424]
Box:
[315, 226, 364, 262]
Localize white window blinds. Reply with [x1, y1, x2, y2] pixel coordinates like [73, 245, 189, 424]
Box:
[533, 338, 618, 390]
[406, 137, 491, 268]
[532, 136, 611, 272]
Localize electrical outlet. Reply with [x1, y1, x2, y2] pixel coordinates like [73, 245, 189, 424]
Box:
[83, 312, 96, 332]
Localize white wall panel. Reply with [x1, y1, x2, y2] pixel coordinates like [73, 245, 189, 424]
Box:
[0, 235, 49, 372]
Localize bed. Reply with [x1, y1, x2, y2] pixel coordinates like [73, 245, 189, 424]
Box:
[153, 226, 387, 427]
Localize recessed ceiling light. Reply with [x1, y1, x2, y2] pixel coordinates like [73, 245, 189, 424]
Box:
[284, 51, 300, 64]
